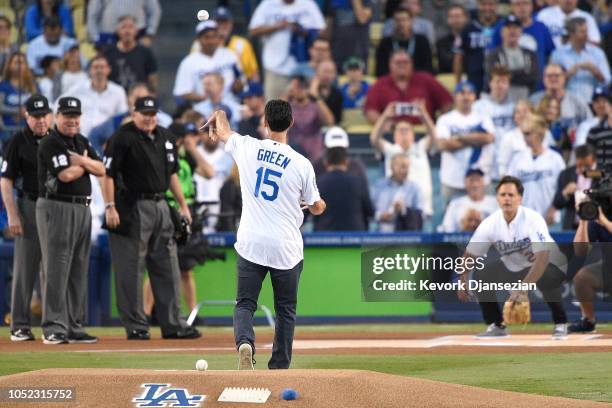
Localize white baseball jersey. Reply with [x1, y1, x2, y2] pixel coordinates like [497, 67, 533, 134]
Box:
[536, 5, 601, 47]
[438, 194, 498, 233]
[506, 148, 566, 216]
[474, 95, 516, 179]
[248, 0, 326, 76]
[497, 128, 555, 177]
[436, 109, 495, 189]
[173, 47, 242, 101]
[466, 206, 567, 272]
[225, 132, 320, 269]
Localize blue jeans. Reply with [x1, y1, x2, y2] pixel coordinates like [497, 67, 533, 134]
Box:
[233, 255, 303, 369]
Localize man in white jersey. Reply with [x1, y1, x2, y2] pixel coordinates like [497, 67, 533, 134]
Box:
[473, 66, 516, 180]
[507, 113, 565, 223]
[458, 176, 568, 339]
[203, 101, 326, 370]
[436, 80, 495, 205]
[536, 0, 600, 47]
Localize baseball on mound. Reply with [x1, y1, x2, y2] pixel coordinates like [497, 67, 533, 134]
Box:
[197, 10, 209, 21]
[195, 359, 208, 371]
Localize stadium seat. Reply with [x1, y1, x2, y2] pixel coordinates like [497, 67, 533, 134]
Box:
[369, 22, 384, 45]
[436, 73, 457, 95]
[342, 108, 373, 134]
[73, 6, 87, 42]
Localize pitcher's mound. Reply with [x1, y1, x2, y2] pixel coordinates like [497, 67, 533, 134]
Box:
[0, 368, 607, 407]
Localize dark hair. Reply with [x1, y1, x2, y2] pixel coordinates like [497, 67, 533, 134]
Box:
[496, 176, 524, 196]
[325, 147, 348, 166]
[448, 4, 467, 15]
[118, 15, 137, 24]
[394, 7, 413, 18]
[87, 54, 109, 69]
[575, 144, 595, 159]
[40, 55, 60, 71]
[265, 99, 293, 132]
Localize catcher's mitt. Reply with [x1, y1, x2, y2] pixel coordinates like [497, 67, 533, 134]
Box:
[503, 299, 531, 325]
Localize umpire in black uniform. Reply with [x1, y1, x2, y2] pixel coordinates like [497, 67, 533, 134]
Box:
[102, 96, 200, 340]
[1, 95, 52, 342]
[37, 96, 106, 344]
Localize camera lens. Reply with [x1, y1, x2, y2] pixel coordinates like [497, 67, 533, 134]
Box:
[578, 201, 599, 221]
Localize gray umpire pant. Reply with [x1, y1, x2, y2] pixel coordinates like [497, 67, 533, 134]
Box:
[10, 197, 42, 331]
[109, 200, 186, 336]
[234, 255, 303, 369]
[36, 198, 92, 336]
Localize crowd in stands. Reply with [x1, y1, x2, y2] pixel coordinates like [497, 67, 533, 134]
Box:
[2, 0, 612, 240]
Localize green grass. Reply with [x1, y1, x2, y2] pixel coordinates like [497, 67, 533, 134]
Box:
[1, 324, 611, 403]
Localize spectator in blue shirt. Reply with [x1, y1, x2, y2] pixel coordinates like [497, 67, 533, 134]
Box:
[489, 0, 555, 88]
[0, 53, 38, 136]
[551, 17, 611, 105]
[453, 0, 499, 94]
[24, 0, 75, 42]
[372, 154, 423, 232]
[341, 57, 369, 109]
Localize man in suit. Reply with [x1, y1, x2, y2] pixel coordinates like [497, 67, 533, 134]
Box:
[553, 145, 596, 230]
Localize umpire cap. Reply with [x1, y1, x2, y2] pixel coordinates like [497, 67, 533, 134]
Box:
[57, 96, 82, 115]
[25, 94, 52, 116]
[134, 96, 159, 113]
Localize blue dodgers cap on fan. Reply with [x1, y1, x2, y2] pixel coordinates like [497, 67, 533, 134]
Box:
[592, 85, 610, 102]
[455, 80, 477, 94]
[212, 6, 233, 21]
[240, 82, 264, 100]
[465, 168, 485, 178]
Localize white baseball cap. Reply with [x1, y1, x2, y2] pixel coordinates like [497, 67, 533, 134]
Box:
[324, 126, 349, 148]
[196, 20, 218, 35]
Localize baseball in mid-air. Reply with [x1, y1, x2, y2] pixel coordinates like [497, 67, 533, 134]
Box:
[195, 359, 208, 371]
[197, 10, 209, 21]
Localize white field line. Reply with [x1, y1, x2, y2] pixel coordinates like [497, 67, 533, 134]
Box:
[71, 347, 235, 353]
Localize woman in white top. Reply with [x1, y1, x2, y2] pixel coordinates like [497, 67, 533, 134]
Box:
[369, 100, 437, 217]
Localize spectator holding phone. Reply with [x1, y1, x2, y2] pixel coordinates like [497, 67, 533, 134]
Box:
[369, 100, 436, 217]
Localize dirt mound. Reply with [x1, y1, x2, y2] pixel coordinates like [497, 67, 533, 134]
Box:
[0, 368, 608, 407]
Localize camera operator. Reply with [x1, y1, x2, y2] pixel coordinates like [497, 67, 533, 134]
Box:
[571, 201, 612, 333]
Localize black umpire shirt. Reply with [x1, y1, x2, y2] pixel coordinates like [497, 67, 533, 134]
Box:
[587, 117, 612, 170]
[1, 125, 46, 196]
[104, 121, 178, 193]
[37, 127, 101, 196]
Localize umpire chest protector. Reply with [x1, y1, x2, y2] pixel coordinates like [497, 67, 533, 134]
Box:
[105, 121, 177, 194]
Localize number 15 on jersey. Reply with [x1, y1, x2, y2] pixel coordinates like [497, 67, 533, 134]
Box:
[254, 166, 282, 201]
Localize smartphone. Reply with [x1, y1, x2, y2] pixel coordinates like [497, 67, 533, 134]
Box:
[395, 102, 419, 117]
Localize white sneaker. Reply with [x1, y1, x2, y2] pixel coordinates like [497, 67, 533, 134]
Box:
[552, 324, 568, 340]
[476, 323, 509, 338]
[238, 343, 254, 370]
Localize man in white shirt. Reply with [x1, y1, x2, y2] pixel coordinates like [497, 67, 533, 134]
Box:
[173, 21, 244, 105]
[193, 72, 243, 128]
[507, 113, 566, 223]
[249, 0, 326, 100]
[435, 80, 495, 205]
[536, 0, 601, 47]
[474, 66, 516, 180]
[458, 176, 568, 338]
[26, 16, 78, 76]
[439, 168, 498, 233]
[369, 100, 436, 216]
[59, 55, 128, 138]
[203, 102, 326, 370]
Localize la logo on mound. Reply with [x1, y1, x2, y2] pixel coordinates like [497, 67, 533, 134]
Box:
[133, 383, 206, 407]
